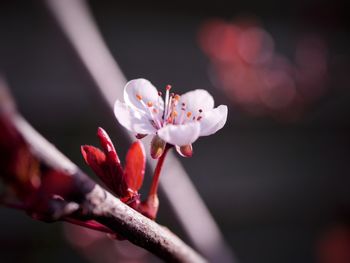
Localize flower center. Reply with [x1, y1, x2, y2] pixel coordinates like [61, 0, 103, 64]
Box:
[135, 85, 204, 129]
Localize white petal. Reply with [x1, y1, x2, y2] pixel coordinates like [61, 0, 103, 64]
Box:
[114, 100, 157, 134]
[124, 78, 164, 113]
[199, 105, 228, 136]
[158, 122, 200, 146]
[179, 89, 214, 114]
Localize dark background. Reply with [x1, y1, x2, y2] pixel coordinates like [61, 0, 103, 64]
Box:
[1, 0, 350, 262]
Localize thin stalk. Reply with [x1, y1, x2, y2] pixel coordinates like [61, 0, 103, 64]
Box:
[140, 144, 172, 220]
[149, 144, 171, 197]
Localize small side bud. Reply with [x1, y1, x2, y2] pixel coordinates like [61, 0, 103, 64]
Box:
[176, 144, 193, 158]
[150, 135, 166, 159]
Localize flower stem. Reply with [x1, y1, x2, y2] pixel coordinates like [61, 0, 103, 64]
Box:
[141, 144, 171, 220]
[149, 144, 171, 197]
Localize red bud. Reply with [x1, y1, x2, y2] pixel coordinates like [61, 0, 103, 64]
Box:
[150, 135, 166, 159]
[176, 144, 193, 158]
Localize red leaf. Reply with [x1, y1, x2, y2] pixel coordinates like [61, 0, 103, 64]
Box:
[81, 145, 106, 177]
[0, 116, 40, 196]
[124, 140, 145, 192]
[40, 170, 75, 199]
[81, 145, 120, 193]
[97, 127, 121, 168]
[24, 170, 76, 216]
[81, 143, 128, 198]
[96, 128, 126, 196]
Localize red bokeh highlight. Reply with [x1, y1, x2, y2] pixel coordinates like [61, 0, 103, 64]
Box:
[317, 224, 350, 263]
[198, 19, 329, 120]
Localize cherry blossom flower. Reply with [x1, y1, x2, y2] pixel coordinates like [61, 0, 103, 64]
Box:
[114, 78, 228, 158]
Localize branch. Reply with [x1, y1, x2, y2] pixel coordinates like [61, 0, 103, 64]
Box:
[84, 185, 205, 263]
[0, 83, 206, 263]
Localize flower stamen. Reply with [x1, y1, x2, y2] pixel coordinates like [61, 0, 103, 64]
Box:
[196, 109, 203, 121]
[163, 85, 172, 121]
[171, 110, 178, 119]
[177, 104, 187, 124]
[136, 96, 162, 129]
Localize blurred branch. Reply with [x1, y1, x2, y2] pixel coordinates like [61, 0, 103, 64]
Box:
[45, 0, 235, 262]
[0, 82, 206, 263]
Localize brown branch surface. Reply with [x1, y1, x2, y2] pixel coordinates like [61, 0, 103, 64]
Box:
[84, 185, 206, 263]
[0, 85, 206, 263]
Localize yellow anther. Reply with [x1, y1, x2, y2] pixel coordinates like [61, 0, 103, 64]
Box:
[147, 101, 154, 107]
[186, 112, 192, 118]
[174, 94, 180, 101]
[136, 94, 142, 101]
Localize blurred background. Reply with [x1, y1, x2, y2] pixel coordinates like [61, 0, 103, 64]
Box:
[1, 0, 350, 262]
